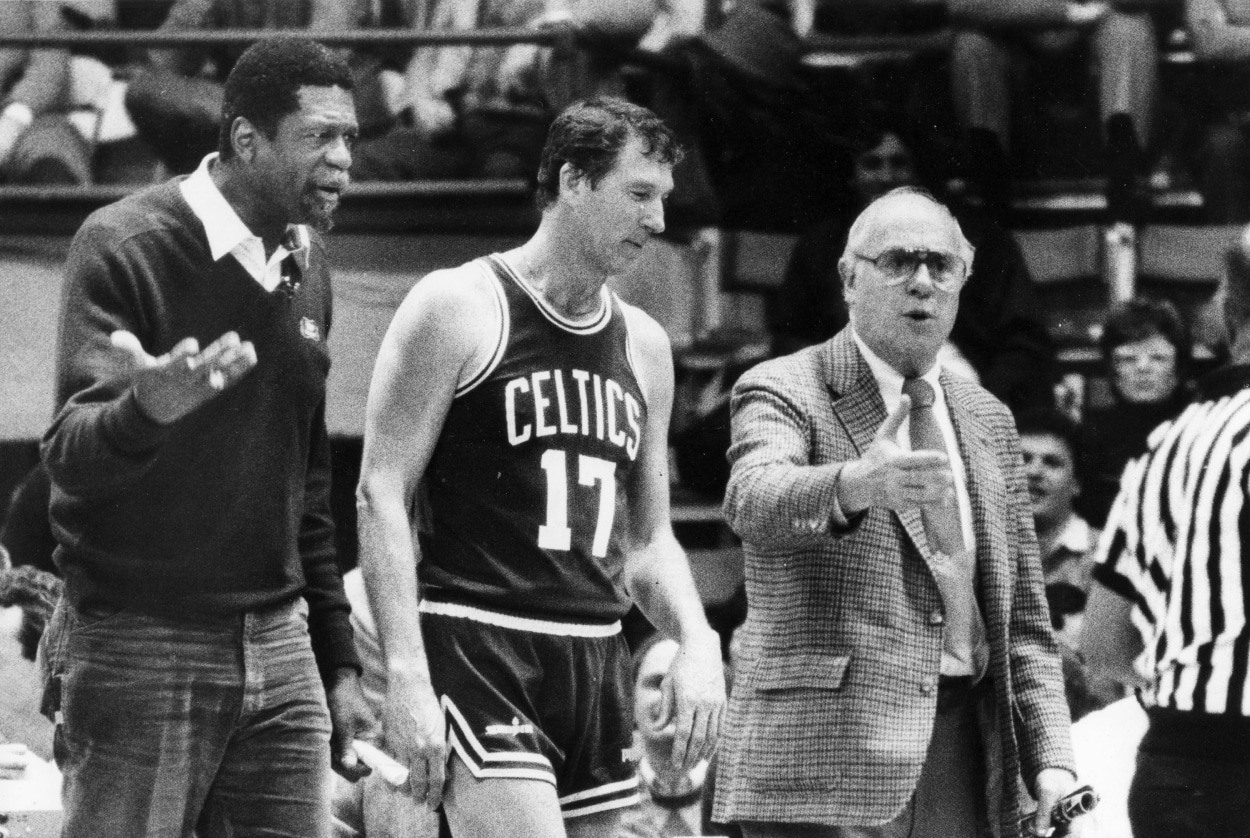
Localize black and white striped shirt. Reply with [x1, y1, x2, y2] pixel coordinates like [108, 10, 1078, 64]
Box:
[1096, 366, 1250, 715]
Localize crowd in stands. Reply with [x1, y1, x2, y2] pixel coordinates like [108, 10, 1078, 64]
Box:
[6, 0, 1250, 225]
[1, 0, 1246, 835]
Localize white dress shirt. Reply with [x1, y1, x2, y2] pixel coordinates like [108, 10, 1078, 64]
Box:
[179, 153, 309, 292]
[852, 331, 976, 549]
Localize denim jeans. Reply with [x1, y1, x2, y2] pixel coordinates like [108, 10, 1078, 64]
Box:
[47, 596, 333, 838]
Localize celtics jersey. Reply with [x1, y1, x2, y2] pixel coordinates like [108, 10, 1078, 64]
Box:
[419, 254, 649, 621]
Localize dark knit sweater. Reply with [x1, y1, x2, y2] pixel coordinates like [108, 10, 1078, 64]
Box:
[42, 179, 359, 676]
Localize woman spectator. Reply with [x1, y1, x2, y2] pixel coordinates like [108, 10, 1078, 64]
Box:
[1078, 297, 1192, 526]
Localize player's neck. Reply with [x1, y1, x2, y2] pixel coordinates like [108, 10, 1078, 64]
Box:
[511, 229, 606, 320]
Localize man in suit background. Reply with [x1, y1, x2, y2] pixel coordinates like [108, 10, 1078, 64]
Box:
[712, 187, 1081, 838]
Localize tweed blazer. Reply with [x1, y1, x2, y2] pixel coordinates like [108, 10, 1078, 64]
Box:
[712, 329, 1074, 838]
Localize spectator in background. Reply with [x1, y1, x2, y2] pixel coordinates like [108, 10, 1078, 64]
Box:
[949, 0, 1159, 220]
[1019, 408, 1106, 720]
[1045, 582, 1101, 720]
[617, 633, 714, 838]
[0, 463, 60, 664]
[1018, 408, 1099, 593]
[359, 0, 706, 182]
[0, 0, 114, 184]
[124, 0, 389, 175]
[0, 540, 57, 780]
[771, 113, 1057, 411]
[1078, 297, 1192, 526]
[1183, 0, 1250, 221]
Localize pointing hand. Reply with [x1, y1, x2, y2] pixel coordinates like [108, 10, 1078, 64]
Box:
[837, 396, 956, 514]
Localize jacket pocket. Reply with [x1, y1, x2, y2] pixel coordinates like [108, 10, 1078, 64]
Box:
[742, 649, 851, 692]
[737, 650, 853, 791]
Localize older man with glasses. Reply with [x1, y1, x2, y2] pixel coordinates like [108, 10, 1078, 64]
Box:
[713, 187, 1083, 838]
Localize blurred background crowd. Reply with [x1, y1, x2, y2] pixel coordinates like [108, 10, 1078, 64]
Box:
[1, 1, 1245, 835]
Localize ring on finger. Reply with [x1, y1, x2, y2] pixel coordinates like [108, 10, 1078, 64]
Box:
[207, 368, 226, 391]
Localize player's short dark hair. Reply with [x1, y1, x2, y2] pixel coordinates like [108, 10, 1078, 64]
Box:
[534, 97, 683, 210]
[1099, 297, 1190, 369]
[218, 37, 354, 160]
[1015, 408, 1079, 461]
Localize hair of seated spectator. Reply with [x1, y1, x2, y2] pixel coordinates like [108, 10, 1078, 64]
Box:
[845, 110, 932, 182]
[218, 37, 354, 161]
[1015, 407, 1080, 462]
[1099, 297, 1190, 373]
[535, 97, 683, 211]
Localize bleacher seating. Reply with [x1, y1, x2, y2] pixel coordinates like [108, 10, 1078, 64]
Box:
[0, 12, 1240, 562]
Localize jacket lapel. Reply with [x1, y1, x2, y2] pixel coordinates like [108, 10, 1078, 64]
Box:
[943, 372, 1013, 620]
[825, 329, 931, 557]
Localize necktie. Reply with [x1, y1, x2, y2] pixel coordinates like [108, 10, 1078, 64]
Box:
[901, 377, 986, 678]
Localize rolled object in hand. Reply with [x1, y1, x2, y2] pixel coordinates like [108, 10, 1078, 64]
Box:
[1019, 784, 1100, 836]
[351, 740, 410, 787]
[1053, 784, 1100, 824]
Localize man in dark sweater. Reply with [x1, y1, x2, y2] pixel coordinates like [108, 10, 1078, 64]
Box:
[40, 37, 374, 838]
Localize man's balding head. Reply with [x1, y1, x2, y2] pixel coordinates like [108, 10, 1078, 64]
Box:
[838, 188, 972, 376]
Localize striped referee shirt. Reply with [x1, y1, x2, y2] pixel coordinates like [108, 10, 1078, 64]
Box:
[1096, 365, 1250, 715]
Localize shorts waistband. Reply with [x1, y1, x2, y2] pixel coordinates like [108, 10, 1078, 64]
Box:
[418, 600, 621, 637]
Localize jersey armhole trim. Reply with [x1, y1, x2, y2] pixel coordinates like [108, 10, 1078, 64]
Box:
[454, 259, 509, 397]
[617, 296, 650, 413]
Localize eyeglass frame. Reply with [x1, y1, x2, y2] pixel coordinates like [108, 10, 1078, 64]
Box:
[851, 247, 969, 292]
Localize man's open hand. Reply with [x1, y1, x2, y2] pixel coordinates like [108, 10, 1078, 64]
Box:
[111, 330, 257, 425]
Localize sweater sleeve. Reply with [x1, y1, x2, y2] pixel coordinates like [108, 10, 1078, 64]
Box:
[300, 397, 361, 679]
[41, 219, 174, 498]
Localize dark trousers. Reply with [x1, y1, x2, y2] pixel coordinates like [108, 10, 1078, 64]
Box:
[1128, 708, 1250, 838]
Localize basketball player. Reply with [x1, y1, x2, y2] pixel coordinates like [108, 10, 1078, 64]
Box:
[356, 97, 726, 837]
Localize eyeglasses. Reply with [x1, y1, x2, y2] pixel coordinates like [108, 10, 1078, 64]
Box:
[853, 248, 967, 292]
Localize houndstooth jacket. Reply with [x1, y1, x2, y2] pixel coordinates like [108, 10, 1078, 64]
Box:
[711, 329, 1074, 838]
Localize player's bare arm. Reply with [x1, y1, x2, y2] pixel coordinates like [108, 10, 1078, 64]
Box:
[618, 304, 726, 772]
[357, 266, 498, 808]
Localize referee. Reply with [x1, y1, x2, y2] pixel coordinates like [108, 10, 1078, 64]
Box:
[1084, 227, 1250, 837]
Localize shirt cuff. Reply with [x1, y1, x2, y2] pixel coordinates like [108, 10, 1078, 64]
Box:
[314, 613, 363, 679]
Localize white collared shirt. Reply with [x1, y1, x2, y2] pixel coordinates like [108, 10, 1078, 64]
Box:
[852, 330, 976, 549]
[1054, 513, 1095, 555]
[179, 153, 310, 292]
